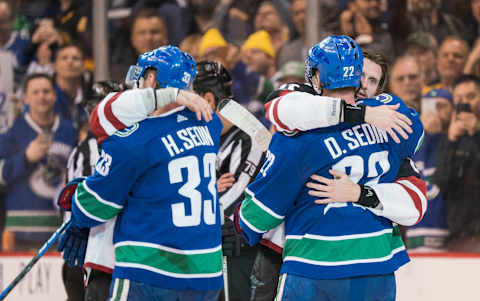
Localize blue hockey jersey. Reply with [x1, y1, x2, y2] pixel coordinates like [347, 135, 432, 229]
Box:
[237, 94, 424, 279]
[72, 107, 224, 291]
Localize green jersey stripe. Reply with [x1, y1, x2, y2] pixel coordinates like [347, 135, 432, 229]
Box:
[75, 182, 122, 221]
[113, 278, 124, 301]
[283, 230, 405, 263]
[115, 244, 223, 277]
[240, 192, 283, 232]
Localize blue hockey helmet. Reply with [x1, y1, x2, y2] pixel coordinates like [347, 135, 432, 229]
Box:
[305, 35, 363, 90]
[125, 45, 196, 90]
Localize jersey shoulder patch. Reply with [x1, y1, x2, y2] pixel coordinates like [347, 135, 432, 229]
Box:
[375, 93, 394, 104]
[113, 123, 139, 138]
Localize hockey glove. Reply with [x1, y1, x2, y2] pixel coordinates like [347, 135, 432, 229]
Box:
[57, 177, 85, 211]
[222, 218, 242, 257]
[58, 215, 89, 267]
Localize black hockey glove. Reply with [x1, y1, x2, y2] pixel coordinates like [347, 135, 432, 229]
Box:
[222, 218, 242, 257]
[58, 215, 89, 267]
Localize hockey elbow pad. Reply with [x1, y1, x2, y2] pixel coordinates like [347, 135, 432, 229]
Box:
[342, 101, 366, 123]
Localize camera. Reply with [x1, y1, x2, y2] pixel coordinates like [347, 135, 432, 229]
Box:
[456, 102, 472, 113]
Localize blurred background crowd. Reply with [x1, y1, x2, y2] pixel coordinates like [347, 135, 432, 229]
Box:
[0, 0, 480, 254]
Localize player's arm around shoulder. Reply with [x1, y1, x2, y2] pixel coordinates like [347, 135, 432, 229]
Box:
[264, 83, 342, 133]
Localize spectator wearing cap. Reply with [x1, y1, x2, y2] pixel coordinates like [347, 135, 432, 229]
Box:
[273, 61, 305, 88]
[198, 28, 229, 66]
[424, 36, 470, 94]
[390, 55, 424, 112]
[407, 88, 453, 252]
[231, 30, 275, 125]
[241, 30, 276, 78]
[406, 31, 439, 86]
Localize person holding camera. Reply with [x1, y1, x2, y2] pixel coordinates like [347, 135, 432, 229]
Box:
[434, 74, 480, 251]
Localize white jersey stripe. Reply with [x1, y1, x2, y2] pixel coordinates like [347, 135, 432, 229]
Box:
[283, 246, 406, 266]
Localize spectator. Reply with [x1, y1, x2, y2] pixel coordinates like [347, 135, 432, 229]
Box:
[179, 33, 202, 61]
[390, 0, 466, 48]
[27, 18, 63, 76]
[110, 8, 168, 83]
[434, 75, 480, 252]
[253, 1, 290, 53]
[0, 73, 76, 251]
[241, 30, 276, 78]
[131, 0, 187, 45]
[231, 30, 275, 124]
[406, 31, 439, 86]
[407, 88, 453, 252]
[277, 0, 340, 68]
[53, 43, 90, 130]
[340, 0, 394, 62]
[198, 28, 229, 66]
[0, 0, 31, 70]
[273, 61, 304, 87]
[424, 36, 469, 94]
[390, 55, 424, 111]
[466, 0, 480, 45]
[54, 0, 92, 68]
[0, 49, 16, 134]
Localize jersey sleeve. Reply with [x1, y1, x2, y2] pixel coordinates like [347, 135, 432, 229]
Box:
[265, 90, 342, 133]
[71, 137, 147, 228]
[368, 158, 427, 226]
[235, 134, 308, 245]
[90, 88, 178, 143]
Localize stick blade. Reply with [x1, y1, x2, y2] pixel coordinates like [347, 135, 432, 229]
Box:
[219, 99, 272, 151]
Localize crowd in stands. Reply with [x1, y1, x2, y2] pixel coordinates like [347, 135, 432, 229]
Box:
[0, 0, 480, 255]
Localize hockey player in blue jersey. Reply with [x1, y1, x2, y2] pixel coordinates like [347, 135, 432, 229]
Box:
[59, 46, 225, 301]
[234, 35, 424, 301]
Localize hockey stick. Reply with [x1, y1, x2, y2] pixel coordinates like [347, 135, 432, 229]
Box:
[219, 99, 272, 151]
[0, 220, 71, 300]
[218, 99, 272, 301]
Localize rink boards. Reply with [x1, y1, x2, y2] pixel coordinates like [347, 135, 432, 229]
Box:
[0, 252, 477, 300]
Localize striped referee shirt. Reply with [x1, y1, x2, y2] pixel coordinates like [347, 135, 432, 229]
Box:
[66, 132, 100, 181]
[217, 126, 265, 217]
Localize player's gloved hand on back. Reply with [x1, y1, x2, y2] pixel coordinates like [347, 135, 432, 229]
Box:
[222, 218, 242, 257]
[57, 177, 85, 211]
[58, 215, 89, 267]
